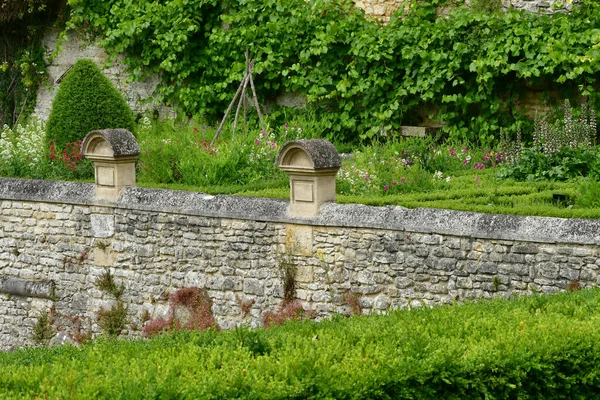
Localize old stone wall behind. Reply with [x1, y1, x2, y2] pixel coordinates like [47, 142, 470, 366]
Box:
[1, 178, 599, 350]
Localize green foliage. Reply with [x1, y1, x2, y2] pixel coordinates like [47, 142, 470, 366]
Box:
[3, 290, 600, 397]
[498, 146, 600, 181]
[95, 269, 124, 300]
[0, 119, 93, 180]
[136, 116, 294, 187]
[46, 58, 135, 148]
[469, 0, 502, 13]
[97, 301, 127, 337]
[1, 0, 66, 127]
[576, 178, 600, 208]
[66, 0, 600, 143]
[32, 311, 55, 346]
[498, 101, 600, 181]
[95, 269, 127, 337]
[337, 137, 501, 196]
[142, 287, 217, 338]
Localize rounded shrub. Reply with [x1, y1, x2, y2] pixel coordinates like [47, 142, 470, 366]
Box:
[46, 58, 135, 148]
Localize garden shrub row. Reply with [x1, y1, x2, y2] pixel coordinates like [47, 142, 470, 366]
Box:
[2, 289, 600, 398]
[66, 0, 600, 142]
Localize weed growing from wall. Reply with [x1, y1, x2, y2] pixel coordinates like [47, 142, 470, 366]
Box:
[492, 276, 502, 291]
[32, 310, 55, 345]
[95, 269, 124, 299]
[279, 253, 297, 302]
[97, 301, 127, 337]
[263, 299, 315, 328]
[568, 280, 582, 292]
[95, 269, 127, 337]
[342, 292, 362, 316]
[143, 287, 217, 338]
[235, 294, 255, 317]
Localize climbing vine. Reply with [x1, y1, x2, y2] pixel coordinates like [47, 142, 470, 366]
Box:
[64, 0, 600, 143]
[0, 0, 66, 127]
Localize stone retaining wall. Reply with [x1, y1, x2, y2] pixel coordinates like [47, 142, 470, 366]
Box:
[1, 178, 599, 349]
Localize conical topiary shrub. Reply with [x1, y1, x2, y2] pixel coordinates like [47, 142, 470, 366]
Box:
[46, 58, 135, 148]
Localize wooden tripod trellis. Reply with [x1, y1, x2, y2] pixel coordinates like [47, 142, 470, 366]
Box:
[211, 48, 264, 146]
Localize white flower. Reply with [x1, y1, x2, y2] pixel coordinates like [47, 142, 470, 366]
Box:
[446, 176, 451, 183]
[434, 171, 443, 180]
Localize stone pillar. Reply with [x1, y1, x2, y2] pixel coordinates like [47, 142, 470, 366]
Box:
[276, 139, 341, 217]
[81, 129, 140, 201]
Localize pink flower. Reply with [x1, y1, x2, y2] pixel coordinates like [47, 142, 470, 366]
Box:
[475, 176, 479, 182]
[365, 174, 370, 181]
[449, 147, 456, 157]
[384, 185, 389, 191]
[392, 180, 397, 185]
[401, 177, 407, 184]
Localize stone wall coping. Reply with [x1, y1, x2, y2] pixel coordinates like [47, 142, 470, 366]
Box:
[1, 177, 600, 245]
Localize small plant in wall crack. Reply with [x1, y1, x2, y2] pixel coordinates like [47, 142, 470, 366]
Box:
[95, 240, 110, 251]
[279, 252, 297, 302]
[492, 276, 502, 292]
[568, 280, 582, 292]
[32, 309, 55, 346]
[95, 269, 127, 337]
[263, 299, 315, 328]
[97, 301, 128, 337]
[95, 269, 125, 299]
[236, 294, 256, 317]
[143, 287, 217, 338]
[342, 292, 362, 316]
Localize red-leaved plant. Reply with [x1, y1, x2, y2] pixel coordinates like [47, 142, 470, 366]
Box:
[263, 299, 315, 328]
[143, 287, 218, 338]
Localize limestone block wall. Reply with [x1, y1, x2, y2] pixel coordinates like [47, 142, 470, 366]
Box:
[1, 178, 600, 350]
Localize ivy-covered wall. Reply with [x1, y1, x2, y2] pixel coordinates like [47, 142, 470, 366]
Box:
[26, 0, 600, 145]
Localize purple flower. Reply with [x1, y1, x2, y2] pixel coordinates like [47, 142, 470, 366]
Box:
[392, 180, 397, 185]
[449, 147, 456, 157]
[384, 185, 389, 191]
[401, 177, 407, 184]
[365, 173, 370, 181]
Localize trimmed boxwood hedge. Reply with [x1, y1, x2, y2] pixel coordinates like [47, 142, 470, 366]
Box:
[46, 58, 135, 148]
[1, 289, 600, 398]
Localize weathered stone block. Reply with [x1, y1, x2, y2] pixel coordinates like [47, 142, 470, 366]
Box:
[0, 277, 55, 299]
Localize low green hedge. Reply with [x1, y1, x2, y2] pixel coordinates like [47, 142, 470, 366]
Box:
[2, 290, 600, 398]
